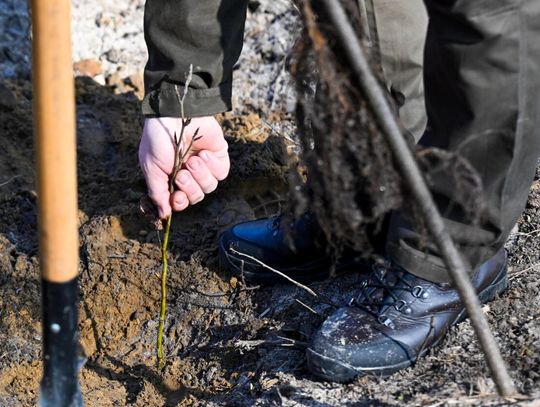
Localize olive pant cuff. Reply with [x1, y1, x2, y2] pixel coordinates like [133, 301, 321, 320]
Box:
[141, 81, 232, 118]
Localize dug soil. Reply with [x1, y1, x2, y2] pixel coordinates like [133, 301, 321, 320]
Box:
[0, 78, 539, 406]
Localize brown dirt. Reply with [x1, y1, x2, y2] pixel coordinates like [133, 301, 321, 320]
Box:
[0, 78, 539, 406]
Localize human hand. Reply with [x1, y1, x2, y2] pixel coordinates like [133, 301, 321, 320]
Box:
[139, 116, 230, 219]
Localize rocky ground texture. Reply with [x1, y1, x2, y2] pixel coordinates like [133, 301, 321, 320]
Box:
[0, 1, 539, 406]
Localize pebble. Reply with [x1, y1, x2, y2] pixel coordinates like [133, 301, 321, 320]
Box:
[74, 59, 103, 77]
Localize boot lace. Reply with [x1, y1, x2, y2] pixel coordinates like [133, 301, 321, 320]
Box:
[351, 261, 430, 328]
[270, 214, 283, 230]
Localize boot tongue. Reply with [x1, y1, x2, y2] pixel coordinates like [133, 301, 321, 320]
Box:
[355, 264, 417, 321]
[378, 269, 416, 316]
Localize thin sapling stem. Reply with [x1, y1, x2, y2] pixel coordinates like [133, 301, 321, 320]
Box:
[157, 65, 201, 370]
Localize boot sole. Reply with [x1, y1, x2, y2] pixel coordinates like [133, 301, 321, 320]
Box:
[306, 264, 509, 382]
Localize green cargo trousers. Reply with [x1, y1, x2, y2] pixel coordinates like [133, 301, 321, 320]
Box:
[386, 1, 540, 283]
[142, 0, 540, 284]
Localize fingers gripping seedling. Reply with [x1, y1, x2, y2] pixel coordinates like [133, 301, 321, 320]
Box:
[157, 65, 201, 370]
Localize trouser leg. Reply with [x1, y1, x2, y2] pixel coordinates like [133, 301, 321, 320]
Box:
[358, 0, 428, 141]
[387, 0, 540, 283]
[142, 0, 248, 117]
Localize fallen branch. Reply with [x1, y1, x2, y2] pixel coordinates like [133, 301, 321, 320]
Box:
[321, 0, 515, 397]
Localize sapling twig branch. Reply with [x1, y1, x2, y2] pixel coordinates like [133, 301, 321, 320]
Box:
[157, 64, 201, 370]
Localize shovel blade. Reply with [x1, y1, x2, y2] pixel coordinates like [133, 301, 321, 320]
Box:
[39, 278, 84, 407]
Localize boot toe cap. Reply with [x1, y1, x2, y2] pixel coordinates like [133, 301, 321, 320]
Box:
[307, 307, 415, 381]
[220, 223, 266, 257]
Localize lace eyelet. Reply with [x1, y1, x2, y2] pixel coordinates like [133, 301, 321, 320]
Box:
[270, 217, 282, 231]
[394, 299, 408, 311]
[378, 315, 394, 328]
[412, 286, 424, 298]
[354, 294, 366, 306]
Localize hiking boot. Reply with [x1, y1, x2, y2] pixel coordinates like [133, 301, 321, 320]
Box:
[218, 213, 367, 285]
[306, 248, 508, 381]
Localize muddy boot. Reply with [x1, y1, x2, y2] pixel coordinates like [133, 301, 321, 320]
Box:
[306, 248, 508, 381]
[219, 213, 368, 285]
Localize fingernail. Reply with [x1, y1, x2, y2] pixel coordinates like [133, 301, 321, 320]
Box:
[200, 152, 209, 162]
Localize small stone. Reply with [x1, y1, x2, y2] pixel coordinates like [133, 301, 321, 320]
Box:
[73, 59, 103, 77]
[138, 230, 148, 237]
[261, 378, 279, 390]
[14, 256, 26, 272]
[124, 71, 145, 99]
[105, 49, 121, 63]
[93, 74, 106, 86]
[106, 72, 124, 93]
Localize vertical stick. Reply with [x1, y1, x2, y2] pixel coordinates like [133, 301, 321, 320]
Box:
[32, 0, 78, 283]
[320, 0, 516, 397]
[31, 0, 83, 405]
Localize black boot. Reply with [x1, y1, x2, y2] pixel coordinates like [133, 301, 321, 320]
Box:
[219, 213, 367, 285]
[306, 249, 508, 381]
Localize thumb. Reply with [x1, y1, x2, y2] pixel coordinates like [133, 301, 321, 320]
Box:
[140, 161, 172, 219]
[139, 118, 176, 219]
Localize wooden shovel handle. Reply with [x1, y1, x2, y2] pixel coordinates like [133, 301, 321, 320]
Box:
[32, 0, 79, 283]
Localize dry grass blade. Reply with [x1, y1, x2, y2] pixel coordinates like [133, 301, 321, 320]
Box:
[229, 247, 318, 297]
[0, 175, 21, 188]
[295, 298, 320, 315]
[509, 262, 540, 281]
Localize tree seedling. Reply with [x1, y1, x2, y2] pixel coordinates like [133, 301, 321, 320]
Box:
[157, 65, 201, 370]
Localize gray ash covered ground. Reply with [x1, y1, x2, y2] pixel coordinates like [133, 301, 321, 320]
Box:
[0, 0, 539, 406]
